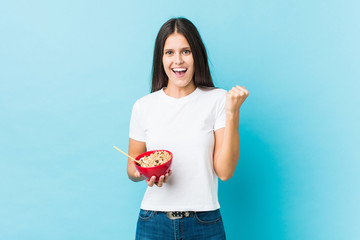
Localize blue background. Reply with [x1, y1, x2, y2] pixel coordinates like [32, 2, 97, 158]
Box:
[1, 0, 359, 239]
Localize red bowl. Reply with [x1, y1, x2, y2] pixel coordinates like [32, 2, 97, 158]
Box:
[134, 150, 173, 182]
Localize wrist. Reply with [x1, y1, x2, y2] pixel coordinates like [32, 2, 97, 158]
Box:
[131, 176, 146, 182]
[129, 174, 146, 182]
[226, 111, 239, 120]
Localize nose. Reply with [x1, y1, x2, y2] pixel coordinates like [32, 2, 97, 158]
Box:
[175, 53, 184, 64]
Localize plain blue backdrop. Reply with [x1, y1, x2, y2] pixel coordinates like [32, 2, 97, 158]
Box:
[1, 0, 359, 239]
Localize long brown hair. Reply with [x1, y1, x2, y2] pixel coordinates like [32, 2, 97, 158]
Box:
[151, 17, 214, 93]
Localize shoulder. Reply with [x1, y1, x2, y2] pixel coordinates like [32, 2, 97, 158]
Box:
[198, 86, 226, 94]
[196, 87, 227, 112]
[197, 86, 227, 100]
[132, 89, 162, 109]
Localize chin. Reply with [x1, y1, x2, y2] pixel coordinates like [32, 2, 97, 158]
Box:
[172, 79, 193, 88]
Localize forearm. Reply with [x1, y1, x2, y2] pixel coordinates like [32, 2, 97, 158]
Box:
[215, 113, 240, 180]
[127, 139, 147, 182]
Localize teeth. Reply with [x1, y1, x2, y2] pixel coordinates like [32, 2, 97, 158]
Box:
[172, 68, 187, 72]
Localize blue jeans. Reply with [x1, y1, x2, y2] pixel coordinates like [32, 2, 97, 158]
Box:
[135, 209, 226, 240]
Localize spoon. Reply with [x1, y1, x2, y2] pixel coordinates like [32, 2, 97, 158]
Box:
[113, 146, 141, 165]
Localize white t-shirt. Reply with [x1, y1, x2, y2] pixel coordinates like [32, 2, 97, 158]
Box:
[129, 86, 226, 211]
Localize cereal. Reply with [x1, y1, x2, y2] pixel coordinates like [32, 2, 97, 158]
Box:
[138, 151, 171, 167]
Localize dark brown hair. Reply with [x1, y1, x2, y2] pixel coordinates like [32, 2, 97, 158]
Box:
[151, 17, 214, 92]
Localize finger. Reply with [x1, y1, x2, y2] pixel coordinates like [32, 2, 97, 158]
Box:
[231, 87, 244, 95]
[228, 89, 241, 98]
[233, 86, 246, 94]
[236, 86, 249, 95]
[232, 87, 249, 97]
[164, 172, 170, 183]
[134, 170, 141, 178]
[236, 85, 249, 95]
[236, 85, 246, 90]
[165, 170, 172, 180]
[147, 176, 156, 187]
[227, 89, 236, 96]
[156, 175, 165, 187]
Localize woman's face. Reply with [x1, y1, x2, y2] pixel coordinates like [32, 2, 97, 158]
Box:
[162, 33, 195, 90]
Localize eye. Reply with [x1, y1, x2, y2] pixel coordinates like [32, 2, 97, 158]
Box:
[164, 50, 173, 55]
[183, 50, 191, 54]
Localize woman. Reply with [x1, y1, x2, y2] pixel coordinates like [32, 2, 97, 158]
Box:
[127, 17, 249, 239]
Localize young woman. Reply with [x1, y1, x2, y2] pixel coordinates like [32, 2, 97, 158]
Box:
[127, 17, 249, 240]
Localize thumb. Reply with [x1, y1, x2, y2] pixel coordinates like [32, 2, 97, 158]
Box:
[134, 170, 142, 178]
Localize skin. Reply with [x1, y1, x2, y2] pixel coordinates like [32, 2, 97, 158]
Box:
[127, 32, 249, 187]
[162, 32, 196, 98]
[214, 85, 249, 180]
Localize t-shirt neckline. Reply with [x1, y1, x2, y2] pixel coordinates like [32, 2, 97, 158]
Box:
[160, 87, 200, 102]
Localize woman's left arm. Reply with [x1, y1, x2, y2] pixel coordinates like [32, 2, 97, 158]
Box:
[213, 85, 249, 181]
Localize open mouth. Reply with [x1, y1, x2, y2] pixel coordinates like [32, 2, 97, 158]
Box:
[172, 67, 187, 78]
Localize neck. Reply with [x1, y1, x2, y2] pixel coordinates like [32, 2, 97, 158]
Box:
[164, 83, 196, 99]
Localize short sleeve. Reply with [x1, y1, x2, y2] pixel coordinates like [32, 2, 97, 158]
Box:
[214, 91, 226, 131]
[129, 100, 146, 142]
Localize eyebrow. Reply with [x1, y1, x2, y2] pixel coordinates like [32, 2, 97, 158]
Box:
[163, 47, 191, 51]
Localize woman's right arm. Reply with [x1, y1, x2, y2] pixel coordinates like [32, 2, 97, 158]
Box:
[127, 138, 147, 182]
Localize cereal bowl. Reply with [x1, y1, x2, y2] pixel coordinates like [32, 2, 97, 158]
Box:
[134, 150, 173, 182]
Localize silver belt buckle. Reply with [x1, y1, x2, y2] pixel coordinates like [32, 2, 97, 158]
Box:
[166, 211, 190, 220]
